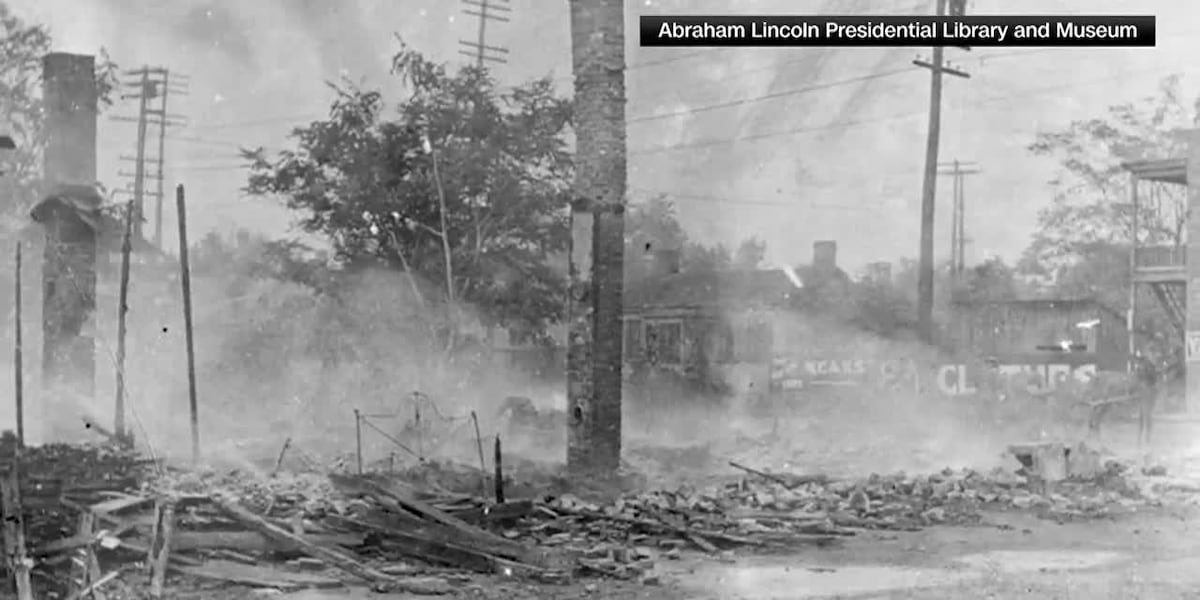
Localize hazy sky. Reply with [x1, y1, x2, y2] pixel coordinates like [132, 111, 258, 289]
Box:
[9, 0, 1195, 272]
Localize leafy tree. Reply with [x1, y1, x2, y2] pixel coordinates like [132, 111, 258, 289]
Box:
[1023, 75, 1191, 272]
[732, 236, 766, 270]
[1022, 75, 1188, 351]
[243, 45, 572, 336]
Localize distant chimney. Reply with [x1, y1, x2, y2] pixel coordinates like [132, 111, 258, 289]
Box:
[647, 249, 681, 278]
[813, 241, 837, 271]
[867, 261, 892, 284]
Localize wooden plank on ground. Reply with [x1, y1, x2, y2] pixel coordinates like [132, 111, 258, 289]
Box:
[329, 474, 545, 565]
[89, 495, 153, 516]
[447, 499, 534, 524]
[330, 514, 543, 576]
[172, 560, 343, 590]
[211, 496, 450, 595]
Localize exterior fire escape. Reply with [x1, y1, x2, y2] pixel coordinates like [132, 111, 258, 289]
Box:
[1125, 157, 1187, 349]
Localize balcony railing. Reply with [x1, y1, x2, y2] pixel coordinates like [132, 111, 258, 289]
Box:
[1134, 245, 1186, 269]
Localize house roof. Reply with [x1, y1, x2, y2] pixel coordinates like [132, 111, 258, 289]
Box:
[1122, 157, 1186, 185]
[625, 268, 800, 310]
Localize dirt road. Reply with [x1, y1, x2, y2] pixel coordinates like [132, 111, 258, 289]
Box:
[663, 506, 1200, 599]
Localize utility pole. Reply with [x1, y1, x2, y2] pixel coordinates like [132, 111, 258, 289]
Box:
[112, 66, 188, 246]
[460, 0, 510, 67]
[939, 160, 980, 283]
[914, 0, 970, 345]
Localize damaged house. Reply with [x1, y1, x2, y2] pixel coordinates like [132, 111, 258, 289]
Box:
[621, 240, 854, 401]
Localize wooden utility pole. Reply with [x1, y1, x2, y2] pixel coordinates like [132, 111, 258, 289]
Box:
[114, 200, 134, 441]
[914, 0, 970, 344]
[12, 243, 22, 448]
[939, 160, 980, 283]
[460, 0, 510, 67]
[566, 0, 626, 480]
[113, 67, 188, 246]
[176, 185, 200, 464]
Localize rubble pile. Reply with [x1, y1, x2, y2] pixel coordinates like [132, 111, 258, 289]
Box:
[720, 462, 1152, 530]
[0, 437, 1176, 598]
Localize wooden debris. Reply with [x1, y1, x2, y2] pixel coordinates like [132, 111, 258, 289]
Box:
[729, 461, 830, 488]
[272, 438, 292, 478]
[1, 465, 34, 600]
[161, 530, 363, 554]
[147, 500, 176, 599]
[211, 495, 450, 595]
[70, 511, 105, 600]
[447, 499, 534, 525]
[173, 560, 343, 590]
[329, 474, 544, 565]
[494, 436, 505, 503]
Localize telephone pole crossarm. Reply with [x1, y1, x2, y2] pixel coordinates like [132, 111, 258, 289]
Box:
[460, 0, 511, 66]
[116, 65, 186, 247]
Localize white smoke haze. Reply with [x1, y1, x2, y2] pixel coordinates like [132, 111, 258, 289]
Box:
[0, 0, 1190, 489]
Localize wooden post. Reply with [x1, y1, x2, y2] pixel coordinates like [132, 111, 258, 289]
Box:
[493, 435, 504, 503]
[0, 466, 32, 600]
[470, 411, 487, 498]
[353, 409, 363, 474]
[72, 511, 104, 599]
[272, 437, 291, 477]
[147, 499, 175, 599]
[115, 200, 134, 441]
[12, 243, 22, 448]
[176, 185, 200, 464]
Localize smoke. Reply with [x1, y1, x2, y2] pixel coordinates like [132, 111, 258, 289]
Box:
[0, 234, 564, 475]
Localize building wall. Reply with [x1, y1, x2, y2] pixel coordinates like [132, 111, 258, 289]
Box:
[950, 301, 1127, 371]
[622, 299, 1126, 402]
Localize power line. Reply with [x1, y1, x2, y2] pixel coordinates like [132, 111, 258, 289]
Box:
[628, 65, 1181, 157]
[628, 68, 911, 124]
[168, 63, 1188, 169]
[180, 45, 1064, 135]
[628, 188, 886, 211]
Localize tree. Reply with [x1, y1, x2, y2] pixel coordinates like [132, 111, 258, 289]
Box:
[1024, 75, 1191, 272]
[1023, 75, 1188, 351]
[732, 237, 766, 270]
[242, 45, 572, 337]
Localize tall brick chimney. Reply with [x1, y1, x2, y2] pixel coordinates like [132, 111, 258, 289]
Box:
[813, 240, 837, 271]
[43, 54, 97, 186]
[36, 53, 99, 441]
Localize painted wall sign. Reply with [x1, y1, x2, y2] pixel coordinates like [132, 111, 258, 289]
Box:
[770, 358, 1095, 397]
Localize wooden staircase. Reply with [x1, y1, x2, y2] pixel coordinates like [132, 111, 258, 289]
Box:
[1150, 280, 1186, 335]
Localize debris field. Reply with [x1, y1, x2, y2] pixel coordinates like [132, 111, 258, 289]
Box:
[0, 437, 1172, 598]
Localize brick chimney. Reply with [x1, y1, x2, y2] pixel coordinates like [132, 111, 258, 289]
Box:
[813, 240, 837, 271]
[37, 53, 100, 443]
[866, 261, 892, 284]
